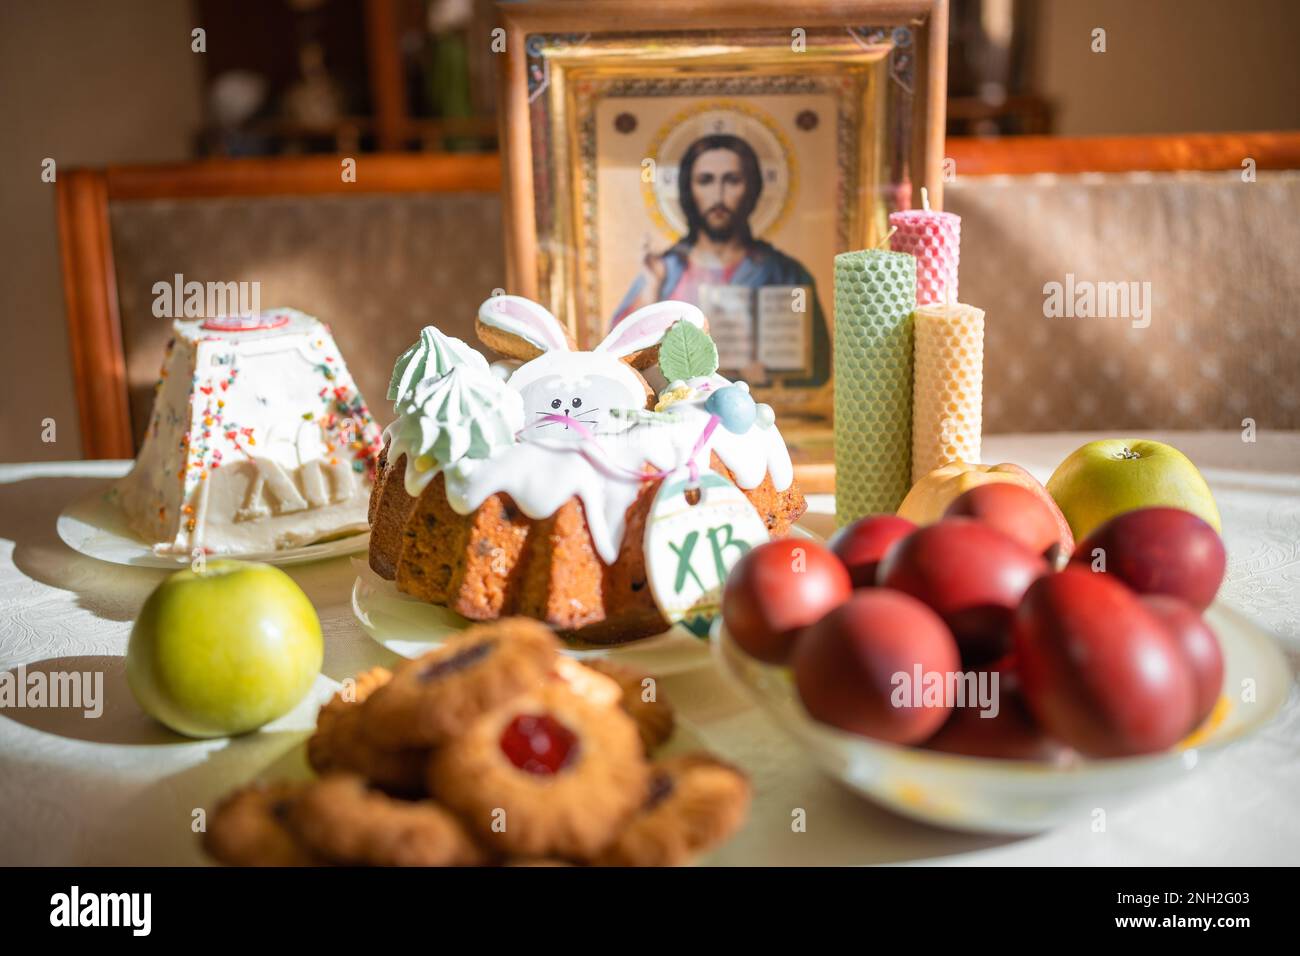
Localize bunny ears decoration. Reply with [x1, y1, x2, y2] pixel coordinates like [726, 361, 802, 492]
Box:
[474, 294, 710, 414]
[476, 295, 706, 369]
[475, 295, 576, 362]
[595, 299, 708, 369]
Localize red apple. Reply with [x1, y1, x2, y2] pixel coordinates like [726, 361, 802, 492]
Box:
[944, 482, 1065, 562]
[830, 514, 916, 588]
[1013, 567, 1196, 757]
[924, 687, 1067, 762]
[722, 538, 852, 664]
[877, 519, 1049, 665]
[1140, 594, 1224, 728]
[1071, 507, 1226, 610]
[793, 590, 960, 744]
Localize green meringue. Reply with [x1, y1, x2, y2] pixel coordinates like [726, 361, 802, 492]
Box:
[386, 363, 524, 495]
[387, 326, 488, 407]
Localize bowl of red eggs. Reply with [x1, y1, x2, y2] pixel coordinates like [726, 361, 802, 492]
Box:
[715, 484, 1290, 834]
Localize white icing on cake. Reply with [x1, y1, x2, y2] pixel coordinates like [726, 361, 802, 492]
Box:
[115, 309, 383, 555]
[440, 384, 794, 565]
[385, 303, 796, 568]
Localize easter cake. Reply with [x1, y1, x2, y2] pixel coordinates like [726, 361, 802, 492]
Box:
[368, 295, 807, 645]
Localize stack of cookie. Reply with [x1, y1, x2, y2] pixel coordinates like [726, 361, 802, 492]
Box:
[203, 618, 751, 866]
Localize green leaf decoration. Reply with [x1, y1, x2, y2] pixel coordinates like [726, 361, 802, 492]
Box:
[657, 320, 719, 382]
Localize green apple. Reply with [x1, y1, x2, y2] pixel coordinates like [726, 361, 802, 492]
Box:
[1046, 439, 1221, 542]
[126, 560, 322, 738]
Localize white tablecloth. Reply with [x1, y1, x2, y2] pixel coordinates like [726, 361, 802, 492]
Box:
[2, 430, 1297, 865]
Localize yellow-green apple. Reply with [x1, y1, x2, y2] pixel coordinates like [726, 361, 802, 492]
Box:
[126, 560, 322, 738]
[896, 460, 1074, 559]
[1046, 439, 1221, 542]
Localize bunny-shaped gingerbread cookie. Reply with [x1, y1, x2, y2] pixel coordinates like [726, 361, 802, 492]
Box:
[476, 295, 706, 442]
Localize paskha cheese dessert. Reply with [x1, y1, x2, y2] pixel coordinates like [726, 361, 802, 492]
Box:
[368, 295, 806, 645]
[115, 309, 383, 555]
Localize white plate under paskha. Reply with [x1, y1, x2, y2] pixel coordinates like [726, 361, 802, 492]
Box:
[352, 524, 824, 673]
[714, 604, 1291, 835]
[57, 483, 369, 569]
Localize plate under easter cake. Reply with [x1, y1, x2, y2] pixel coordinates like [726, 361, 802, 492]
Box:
[367, 295, 807, 645]
[115, 309, 384, 556]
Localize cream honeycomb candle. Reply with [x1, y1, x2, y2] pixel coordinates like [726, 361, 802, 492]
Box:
[833, 249, 917, 525]
[911, 302, 985, 484]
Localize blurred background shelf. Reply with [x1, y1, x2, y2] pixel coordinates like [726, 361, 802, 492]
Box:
[4, 0, 1299, 462]
[194, 0, 498, 157]
[191, 0, 1058, 154]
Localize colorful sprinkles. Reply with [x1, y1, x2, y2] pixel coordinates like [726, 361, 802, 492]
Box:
[172, 329, 382, 506]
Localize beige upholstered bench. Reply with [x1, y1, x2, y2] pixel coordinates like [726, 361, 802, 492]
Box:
[58, 135, 1299, 463]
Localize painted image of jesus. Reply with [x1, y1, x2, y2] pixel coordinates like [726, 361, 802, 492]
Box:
[611, 133, 830, 387]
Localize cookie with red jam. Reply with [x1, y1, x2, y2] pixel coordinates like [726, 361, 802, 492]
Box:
[428, 684, 649, 860]
[289, 773, 486, 867]
[583, 659, 676, 753]
[307, 667, 428, 796]
[595, 754, 751, 867]
[362, 618, 560, 749]
[204, 782, 322, 867]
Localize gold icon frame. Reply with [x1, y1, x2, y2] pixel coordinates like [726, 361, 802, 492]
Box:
[496, 0, 949, 433]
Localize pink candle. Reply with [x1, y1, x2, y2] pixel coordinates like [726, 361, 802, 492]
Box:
[889, 193, 961, 306]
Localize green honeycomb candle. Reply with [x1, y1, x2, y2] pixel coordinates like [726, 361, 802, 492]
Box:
[833, 249, 917, 525]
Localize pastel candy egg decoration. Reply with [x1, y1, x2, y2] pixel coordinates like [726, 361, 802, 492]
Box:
[705, 384, 758, 434]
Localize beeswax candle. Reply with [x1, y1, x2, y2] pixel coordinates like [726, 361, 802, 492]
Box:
[889, 202, 961, 306]
[833, 249, 917, 525]
[911, 302, 985, 484]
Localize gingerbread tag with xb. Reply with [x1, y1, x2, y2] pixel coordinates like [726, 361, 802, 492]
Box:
[642, 319, 784, 636]
[644, 469, 771, 636]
